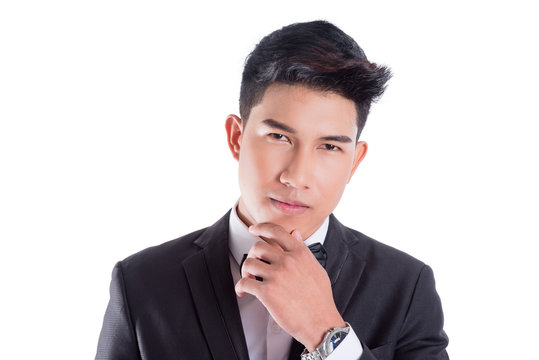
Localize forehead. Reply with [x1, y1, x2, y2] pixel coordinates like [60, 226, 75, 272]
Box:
[248, 83, 358, 136]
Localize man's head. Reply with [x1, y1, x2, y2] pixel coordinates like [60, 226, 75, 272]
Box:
[239, 20, 391, 141]
[226, 20, 391, 239]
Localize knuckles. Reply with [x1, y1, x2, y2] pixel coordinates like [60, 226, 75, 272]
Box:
[251, 240, 267, 253]
[241, 258, 257, 277]
[280, 253, 298, 272]
[242, 257, 256, 269]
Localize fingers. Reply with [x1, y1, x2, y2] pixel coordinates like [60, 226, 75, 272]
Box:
[241, 256, 272, 280]
[248, 223, 302, 251]
[235, 276, 263, 298]
[241, 240, 281, 280]
[248, 240, 281, 263]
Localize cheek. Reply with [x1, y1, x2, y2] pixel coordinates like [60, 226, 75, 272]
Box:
[238, 139, 283, 189]
[314, 157, 352, 199]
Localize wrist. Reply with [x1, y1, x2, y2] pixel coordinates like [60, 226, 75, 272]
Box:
[305, 316, 346, 352]
[301, 322, 351, 360]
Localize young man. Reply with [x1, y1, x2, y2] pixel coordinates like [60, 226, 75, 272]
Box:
[96, 21, 449, 360]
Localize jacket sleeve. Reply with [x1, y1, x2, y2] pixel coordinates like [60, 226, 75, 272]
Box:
[361, 265, 449, 360]
[95, 262, 141, 360]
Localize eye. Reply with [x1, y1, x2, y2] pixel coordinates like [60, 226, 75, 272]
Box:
[322, 144, 341, 151]
[268, 133, 290, 142]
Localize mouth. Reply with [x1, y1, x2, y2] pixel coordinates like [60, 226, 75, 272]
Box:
[270, 197, 309, 215]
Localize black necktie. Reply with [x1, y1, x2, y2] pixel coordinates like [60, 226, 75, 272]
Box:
[239, 242, 327, 280]
[308, 242, 327, 268]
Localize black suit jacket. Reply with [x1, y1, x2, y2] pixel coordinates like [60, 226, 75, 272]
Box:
[96, 211, 449, 359]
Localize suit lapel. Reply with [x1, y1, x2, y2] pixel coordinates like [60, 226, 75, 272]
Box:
[183, 211, 250, 360]
[325, 214, 367, 313]
[288, 214, 367, 360]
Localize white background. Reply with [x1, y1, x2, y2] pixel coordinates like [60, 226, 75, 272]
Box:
[1, 1, 538, 358]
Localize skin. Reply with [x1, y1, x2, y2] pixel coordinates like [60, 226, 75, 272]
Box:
[225, 83, 368, 352]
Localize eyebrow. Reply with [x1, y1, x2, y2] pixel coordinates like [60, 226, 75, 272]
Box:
[261, 118, 353, 143]
[262, 119, 296, 134]
[319, 135, 353, 143]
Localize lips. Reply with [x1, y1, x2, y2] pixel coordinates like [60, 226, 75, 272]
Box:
[271, 196, 308, 207]
[270, 197, 309, 215]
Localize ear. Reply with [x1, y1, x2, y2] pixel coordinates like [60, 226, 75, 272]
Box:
[347, 141, 368, 184]
[225, 114, 243, 161]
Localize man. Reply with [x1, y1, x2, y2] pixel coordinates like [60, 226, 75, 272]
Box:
[96, 20, 449, 359]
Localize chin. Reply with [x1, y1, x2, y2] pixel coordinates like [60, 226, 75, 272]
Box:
[269, 213, 309, 231]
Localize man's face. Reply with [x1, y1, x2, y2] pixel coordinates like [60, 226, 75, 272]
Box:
[226, 83, 367, 239]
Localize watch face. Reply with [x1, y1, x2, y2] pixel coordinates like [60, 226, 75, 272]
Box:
[328, 331, 347, 352]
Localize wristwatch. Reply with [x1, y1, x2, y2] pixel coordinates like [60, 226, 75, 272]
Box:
[300, 322, 351, 360]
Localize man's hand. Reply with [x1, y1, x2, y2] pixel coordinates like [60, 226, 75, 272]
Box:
[234, 222, 345, 352]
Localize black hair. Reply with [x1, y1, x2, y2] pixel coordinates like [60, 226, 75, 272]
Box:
[239, 20, 391, 141]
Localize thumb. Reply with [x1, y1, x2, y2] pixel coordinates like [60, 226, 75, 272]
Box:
[291, 229, 303, 242]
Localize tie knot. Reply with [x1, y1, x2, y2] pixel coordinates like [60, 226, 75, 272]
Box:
[308, 242, 327, 268]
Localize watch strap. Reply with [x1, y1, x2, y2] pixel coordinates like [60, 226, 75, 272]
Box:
[300, 322, 351, 360]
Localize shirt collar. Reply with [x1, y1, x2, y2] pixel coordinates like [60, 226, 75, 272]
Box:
[228, 199, 330, 267]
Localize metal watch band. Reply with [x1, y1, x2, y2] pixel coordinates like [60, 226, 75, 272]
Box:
[300, 349, 324, 360]
[300, 322, 351, 360]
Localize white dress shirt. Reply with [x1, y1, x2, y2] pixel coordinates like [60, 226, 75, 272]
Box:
[228, 202, 363, 360]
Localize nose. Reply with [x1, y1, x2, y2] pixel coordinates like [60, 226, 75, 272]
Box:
[279, 148, 312, 189]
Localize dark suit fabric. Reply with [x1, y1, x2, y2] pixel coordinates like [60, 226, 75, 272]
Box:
[96, 211, 449, 360]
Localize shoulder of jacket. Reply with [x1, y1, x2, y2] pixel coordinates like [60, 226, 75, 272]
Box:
[341, 224, 426, 272]
[118, 226, 208, 272]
